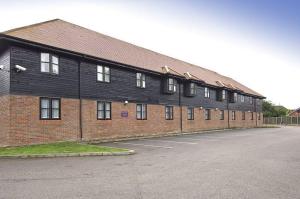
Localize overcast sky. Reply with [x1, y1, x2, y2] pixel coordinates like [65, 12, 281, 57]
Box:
[1, 0, 299, 109]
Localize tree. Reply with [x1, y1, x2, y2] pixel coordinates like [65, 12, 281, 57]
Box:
[262, 100, 288, 117]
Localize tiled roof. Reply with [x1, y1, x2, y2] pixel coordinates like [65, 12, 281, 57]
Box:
[2, 19, 264, 97]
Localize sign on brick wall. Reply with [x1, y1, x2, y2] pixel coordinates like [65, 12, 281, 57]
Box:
[121, 111, 128, 118]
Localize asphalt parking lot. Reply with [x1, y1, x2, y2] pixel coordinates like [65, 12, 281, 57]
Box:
[1, 127, 300, 199]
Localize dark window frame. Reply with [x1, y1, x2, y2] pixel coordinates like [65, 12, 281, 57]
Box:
[40, 53, 59, 75]
[205, 109, 211, 120]
[250, 97, 253, 104]
[97, 101, 112, 120]
[258, 113, 261, 120]
[242, 112, 246, 120]
[97, 65, 111, 83]
[232, 111, 236, 120]
[40, 97, 61, 120]
[220, 110, 225, 120]
[251, 112, 254, 120]
[187, 107, 194, 120]
[136, 104, 147, 120]
[165, 106, 174, 120]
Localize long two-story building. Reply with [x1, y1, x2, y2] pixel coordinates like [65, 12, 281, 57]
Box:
[0, 19, 265, 146]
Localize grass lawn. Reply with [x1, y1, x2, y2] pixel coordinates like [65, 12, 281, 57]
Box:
[0, 142, 129, 156]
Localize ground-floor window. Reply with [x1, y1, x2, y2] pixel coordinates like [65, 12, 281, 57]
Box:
[165, 106, 174, 120]
[40, 97, 61, 120]
[251, 112, 254, 120]
[232, 111, 236, 120]
[220, 110, 224, 120]
[242, 112, 246, 120]
[205, 109, 211, 120]
[187, 107, 194, 120]
[97, 102, 111, 120]
[258, 113, 261, 120]
[136, 104, 147, 120]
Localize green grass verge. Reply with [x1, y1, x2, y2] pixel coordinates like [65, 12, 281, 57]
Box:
[0, 142, 129, 156]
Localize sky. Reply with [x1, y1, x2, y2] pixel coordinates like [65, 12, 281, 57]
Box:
[0, 0, 299, 109]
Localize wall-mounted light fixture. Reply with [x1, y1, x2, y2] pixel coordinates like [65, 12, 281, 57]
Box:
[124, 100, 129, 105]
[215, 108, 219, 111]
[0, 65, 4, 70]
[199, 107, 203, 110]
[15, 65, 27, 72]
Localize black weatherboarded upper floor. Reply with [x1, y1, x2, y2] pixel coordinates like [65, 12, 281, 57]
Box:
[6, 44, 262, 112]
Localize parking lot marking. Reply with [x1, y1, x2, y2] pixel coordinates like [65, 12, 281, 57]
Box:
[114, 142, 173, 149]
[143, 139, 198, 145]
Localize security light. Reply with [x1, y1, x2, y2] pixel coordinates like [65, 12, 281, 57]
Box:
[0, 65, 3, 70]
[15, 65, 27, 72]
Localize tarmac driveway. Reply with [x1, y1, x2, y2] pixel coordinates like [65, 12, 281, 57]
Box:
[1, 127, 300, 199]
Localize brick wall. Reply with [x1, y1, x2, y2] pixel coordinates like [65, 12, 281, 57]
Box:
[2, 95, 263, 146]
[82, 100, 181, 141]
[0, 95, 10, 147]
[9, 95, 80, 146]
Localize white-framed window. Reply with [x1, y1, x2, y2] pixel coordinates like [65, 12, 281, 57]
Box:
[136, 104, 147, 120]
[205, 87, 210, 98]
[165, 106, 174, 120]
[187, 107, 194, 120]
[97, 65, 110, 82]
[241, 95, 245, 103]
[41, 53, 59, 74]
[97, 102, 111, 120]
[234, 93, 238, 102]
[136, 73, 146, 88]
[167, 78, 176, 92]
[190, 83, 196, 95]
[222, 90, 226, 100]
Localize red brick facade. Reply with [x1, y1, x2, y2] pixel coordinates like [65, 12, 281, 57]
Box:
[0, 95, 263, 146]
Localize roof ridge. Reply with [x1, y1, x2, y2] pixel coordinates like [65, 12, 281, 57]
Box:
[3, 18, 228, 80]
[2, 19, 61, 34]
[55, 19, 221, 75]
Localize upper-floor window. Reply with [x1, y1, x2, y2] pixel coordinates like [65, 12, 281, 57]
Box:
[165, 106, 174, 120]
[97, 101, 111, 120]
[234, 93, 238, 103]
[190, 83, 196, 95]
[205, 109, 211, 120]
[40, 97, 60, 120]
[242, 112, 246, 120]
[187, 107, 194, 120]
[167, 78, 176, 92]
[250, 97, 253, 104]
[222, 90, 226, 100]
[241, 95, 245, 103]
[136, 104, 147, 120]
[97, 65, 110, 82]
[41, 53, 59, 74]
[205, 87, 210, 98]
[220, 110, 225, 120]
[232, 111, 236, 120]
[136, 73, 146, 88]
